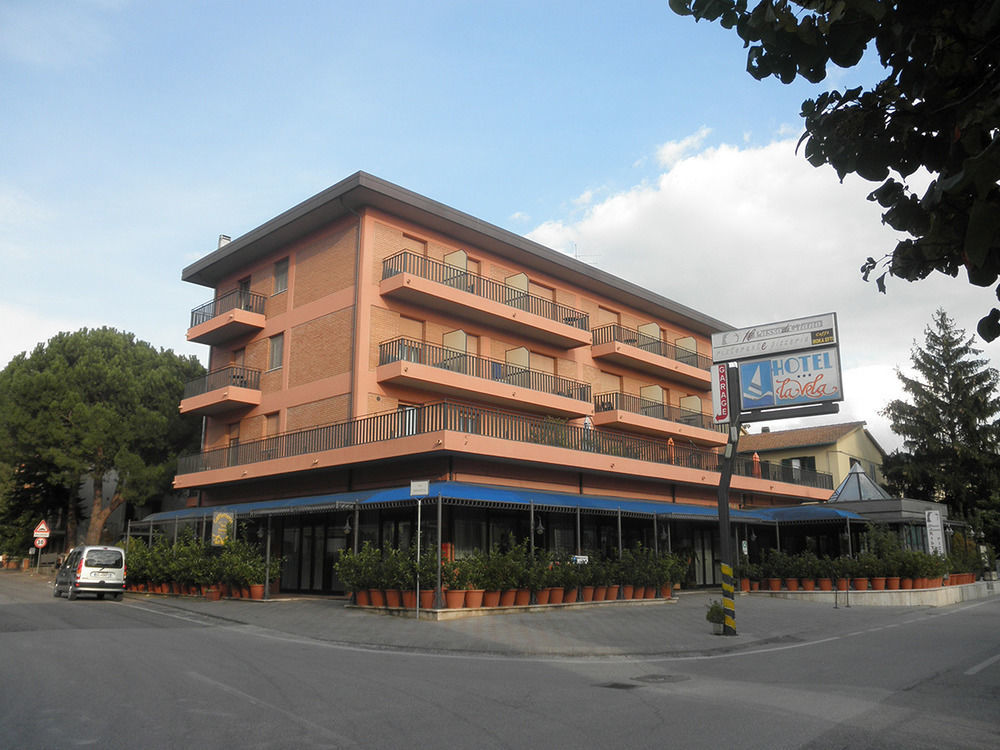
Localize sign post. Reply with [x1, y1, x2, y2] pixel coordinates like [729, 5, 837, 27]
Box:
[711, 313, 844, 636]
[33, 520, 51, 574]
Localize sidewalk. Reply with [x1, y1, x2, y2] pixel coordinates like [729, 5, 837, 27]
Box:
[12, 570, 998, 658]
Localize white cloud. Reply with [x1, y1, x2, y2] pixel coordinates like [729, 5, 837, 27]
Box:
[655, 126, 712, 168]
[529, 134, 1000, 453]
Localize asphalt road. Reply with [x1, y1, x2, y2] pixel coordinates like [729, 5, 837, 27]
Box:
[2, 572, 998, 749]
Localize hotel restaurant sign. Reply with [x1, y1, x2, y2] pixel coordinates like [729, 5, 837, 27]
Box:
[711, 313, 843, 423]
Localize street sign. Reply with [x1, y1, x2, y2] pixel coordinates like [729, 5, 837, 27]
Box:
[410, 480, 429, 497]
[34, 537, 47, 549]
[33, 520, 50, 538]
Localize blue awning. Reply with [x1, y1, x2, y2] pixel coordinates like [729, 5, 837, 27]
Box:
[134, 482, 863, 526]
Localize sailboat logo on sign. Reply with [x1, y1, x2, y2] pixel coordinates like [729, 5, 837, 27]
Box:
[740, 362, 775, 409]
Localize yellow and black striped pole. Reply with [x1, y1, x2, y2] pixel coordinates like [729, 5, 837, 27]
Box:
[715, 365, 741, 636]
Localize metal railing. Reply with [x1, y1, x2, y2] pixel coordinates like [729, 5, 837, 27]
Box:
[591, 324, 712, 371]
[183, 366, 262, 399]
[382, 251, 590, 331]
[379, 338, 591, 401]
[190, 288, 267, 328]
[592, 391, 724, 433]
[177, 400, 833, 490]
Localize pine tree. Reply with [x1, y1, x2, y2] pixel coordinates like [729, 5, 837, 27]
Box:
[881, 310, 1000, 545]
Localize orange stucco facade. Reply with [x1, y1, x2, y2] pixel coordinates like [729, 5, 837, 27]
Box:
[175, 172, 833, 512]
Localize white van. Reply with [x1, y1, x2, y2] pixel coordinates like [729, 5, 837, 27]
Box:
[53, 545, 126, 601]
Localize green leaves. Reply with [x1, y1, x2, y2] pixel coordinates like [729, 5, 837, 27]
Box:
[670, 0, 1000, 340]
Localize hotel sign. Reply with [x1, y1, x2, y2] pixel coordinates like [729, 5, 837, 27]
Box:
[712, 313, 837, 362]
[737, 347, 843, 410]
[711, 313, 843, 418]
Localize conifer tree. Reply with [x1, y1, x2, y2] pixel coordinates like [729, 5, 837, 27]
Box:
[881, 310, 1000, 545]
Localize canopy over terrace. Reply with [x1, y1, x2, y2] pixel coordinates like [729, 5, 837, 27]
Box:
[132, 481, 864, 551]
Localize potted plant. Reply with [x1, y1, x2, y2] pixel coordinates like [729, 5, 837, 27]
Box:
[461, 551, 486, 608]
[815, 556, 836, 591]
[706, 599, 725, 634]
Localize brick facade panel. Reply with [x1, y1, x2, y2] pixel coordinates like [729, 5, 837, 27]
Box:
[295, 223, 358, 308]
[287, 394, 351, 432]
[289, 308, 353, 388]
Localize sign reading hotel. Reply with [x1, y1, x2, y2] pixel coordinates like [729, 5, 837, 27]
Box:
[711, 313, 843, 417]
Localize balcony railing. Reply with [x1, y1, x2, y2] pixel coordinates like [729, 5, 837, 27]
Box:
[190, 289, 267, 328]
[177, 400, 833, 490]
[379, 338, 591, 401]
[382, 251, 590, 331]
[183, 366, 262, 399]
[591, 324, 712, 371]
[593, 391, 724, 433]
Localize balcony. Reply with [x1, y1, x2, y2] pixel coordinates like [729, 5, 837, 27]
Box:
[591, 324, 711, 387]
[592, 392, 727, 447]
[179, 366, 262, 416]
[175, 400, 833, 496]
[187, 289, 267, 346]
[380, 252, 592, 348]
[377, 338, 592, 418]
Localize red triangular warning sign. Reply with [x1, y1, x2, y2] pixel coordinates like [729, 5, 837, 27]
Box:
[33, 520, 50, 536]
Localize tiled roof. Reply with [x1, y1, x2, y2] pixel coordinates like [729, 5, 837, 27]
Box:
[738, 421, 867, 453]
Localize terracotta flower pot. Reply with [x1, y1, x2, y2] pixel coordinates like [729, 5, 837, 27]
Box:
[548, 587, 564, 604]
[621, 585, 634, 600]
[535, 588, 551, 605]
[817, 578, 832, 591]
[663, 582, 674, 599]
[605, 584, 619, 601]
[801, 578, 816, 591]
[445, 589, 467, 609]
[593, 585, 606, 601]
[384, 589, 402, 608]
[785, 578, 800, 592]
[420, 589, 436, 609]
[852, 577, 868, 591]
[750, 580, 761, 591]
[886, 576, 900, 590]
[369, 588, 386, 607]
[632, 585, 645, 599]
[740, 578, 750, 593]
[249, 583, 265, 600]
[767, 578, 782, 591]
[581, 585, 595, 602]
[900, 578, 913, 589]
[203, 588, 221, 602]
[354, 589, 371, 606]
[483, 590, 501, 607]
[644, 586, 657, 599]
[836, 578, 849, 591]
[871, 577, 886, 591]
[514, 588, 531, 606]
[500, 589, 517, 607]
[401, 590, 417, 609]
[465, 589, 485, 608]
[563, 587, 578, 604]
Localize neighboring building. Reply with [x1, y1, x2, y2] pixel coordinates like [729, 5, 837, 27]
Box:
[737, 421, 887, 490]
[141, 172, 857, 593]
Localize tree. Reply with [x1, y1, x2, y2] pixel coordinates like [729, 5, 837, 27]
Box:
[881, 309, 1000, 545]
[0, 328, 205, 546]
[669, 1, 1000, 340]
[0, 458, 76, 557]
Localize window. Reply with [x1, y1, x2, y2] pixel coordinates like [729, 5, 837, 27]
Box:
[268, 333, 284, 370]
[398, 404, 418, 437]
[273, 258, 289, 295]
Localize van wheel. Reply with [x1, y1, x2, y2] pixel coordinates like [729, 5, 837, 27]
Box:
[113, 593, 123, 602]
[97, 593, 105, 600]
[67, 587, 77, 601]
[52, 585, 61, 598]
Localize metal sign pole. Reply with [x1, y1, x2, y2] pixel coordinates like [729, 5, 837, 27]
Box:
[416, 498, 422, 620]
[716, 365, 741, 636]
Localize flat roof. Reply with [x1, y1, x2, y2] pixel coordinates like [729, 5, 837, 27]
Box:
[182, 171, 732, 336]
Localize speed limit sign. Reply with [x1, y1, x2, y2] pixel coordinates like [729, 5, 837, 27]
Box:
[34, 537, 47, 549]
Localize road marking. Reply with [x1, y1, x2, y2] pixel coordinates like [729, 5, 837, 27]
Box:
[187, 671, 361, 746]
[965, 653, 1000, 676]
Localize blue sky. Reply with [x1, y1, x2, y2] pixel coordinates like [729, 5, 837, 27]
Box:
[2, 1, 997, 451]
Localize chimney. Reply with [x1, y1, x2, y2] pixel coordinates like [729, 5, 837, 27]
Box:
[218, 234, 231, 248]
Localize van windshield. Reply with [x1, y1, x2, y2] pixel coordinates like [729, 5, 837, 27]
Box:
[84, 550, 123, 568]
